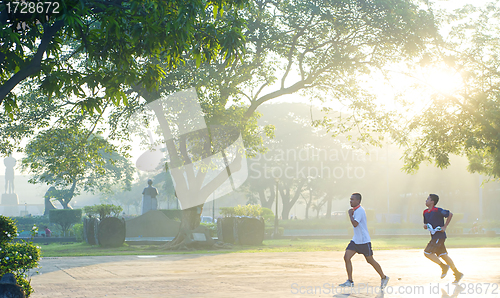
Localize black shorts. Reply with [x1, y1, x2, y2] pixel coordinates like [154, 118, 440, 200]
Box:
[346, 240, 373, 257]
[424, 238, 448, 256]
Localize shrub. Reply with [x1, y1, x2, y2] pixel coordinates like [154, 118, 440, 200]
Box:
[0, 216, 41, 297]
[200, 222, 217, 237]
[71, 223, 84, 242]
[220, 204, 264, 218]
[10, 216, 51, 234]
[0, 216, 17, 244]
[261, 208, 274, 224]
[49, 209, 82, 236]
[219, 207, 236, 217]
[83, 204, 123, 221]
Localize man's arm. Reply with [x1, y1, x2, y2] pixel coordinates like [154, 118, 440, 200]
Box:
[348, 209, 358, 227]
[442, 212, 453, 232]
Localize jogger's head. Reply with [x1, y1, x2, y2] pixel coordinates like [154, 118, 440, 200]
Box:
[350, 193, 362, 207]
[426, 194, 439, 207]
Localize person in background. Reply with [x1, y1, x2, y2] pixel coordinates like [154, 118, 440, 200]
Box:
[44, 226, 51, 237]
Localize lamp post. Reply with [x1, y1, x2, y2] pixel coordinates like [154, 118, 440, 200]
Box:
[274, 178, 279, 238]
[479, 175, 483, 220]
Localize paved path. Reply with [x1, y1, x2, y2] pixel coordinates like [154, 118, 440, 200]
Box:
[30, 248, 500, 298]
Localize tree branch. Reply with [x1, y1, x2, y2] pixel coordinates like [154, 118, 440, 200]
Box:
[0, 20, 65, 105]
[242, 77, 314, 124]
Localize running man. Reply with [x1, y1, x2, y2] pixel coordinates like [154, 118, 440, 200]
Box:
[423, 194, 463, 283]
[339, 193, 390, 289]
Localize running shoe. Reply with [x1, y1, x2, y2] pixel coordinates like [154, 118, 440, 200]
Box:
[441, 264, 450, 279]
[452, 272, 464, 284]
[339, 280, 354, 287]
[381, 276, 390, 289]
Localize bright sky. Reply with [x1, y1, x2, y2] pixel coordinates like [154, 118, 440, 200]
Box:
[266, 0, 495, 115]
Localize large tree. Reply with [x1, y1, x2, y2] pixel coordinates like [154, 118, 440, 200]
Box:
[128, 0, 437, 248]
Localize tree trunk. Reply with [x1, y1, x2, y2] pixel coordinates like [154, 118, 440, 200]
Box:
[279, 180, 306, 220]
[258, 187, 274, 210]
[304, 188, 313, 219]
[162, 204, 204, 250]
[59, 199, 73, 209]
[282, 203, 292, 221]
[60, 180, 77, 209]
[325, 197, 332, 219]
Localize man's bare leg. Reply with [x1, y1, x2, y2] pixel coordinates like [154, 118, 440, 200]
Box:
[365, 255, 386, 279]
[440, 254, 459, 274]
[343, 249, 356, 282]
[425, 252, 445, 266]
[440, 253, 463, 283]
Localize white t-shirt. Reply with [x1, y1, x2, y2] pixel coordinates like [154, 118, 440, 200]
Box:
[352, 206, 371, 244]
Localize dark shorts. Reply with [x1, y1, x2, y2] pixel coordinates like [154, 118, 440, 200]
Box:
[346, 240, 373, 257]
[424, 238, 448, 256]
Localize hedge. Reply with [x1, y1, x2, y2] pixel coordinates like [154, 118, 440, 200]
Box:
[49, 209, 82, 236]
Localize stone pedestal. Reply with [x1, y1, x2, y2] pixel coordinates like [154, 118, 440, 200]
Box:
[1, 193, 20, 217]
[1, 193, 19, 205]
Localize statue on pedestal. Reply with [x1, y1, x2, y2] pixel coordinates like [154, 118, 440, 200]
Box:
[141, 179, 158, 214]
[2, 155, 19, 207]
[4, 155, 16, 194]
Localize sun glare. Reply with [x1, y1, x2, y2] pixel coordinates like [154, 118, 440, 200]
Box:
[421, 66, 464, 95]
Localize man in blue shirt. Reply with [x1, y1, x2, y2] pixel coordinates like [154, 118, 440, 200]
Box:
[423, 194, 463, 283]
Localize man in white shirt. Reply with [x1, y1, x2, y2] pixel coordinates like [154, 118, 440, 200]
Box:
[339, 193, 390, 290]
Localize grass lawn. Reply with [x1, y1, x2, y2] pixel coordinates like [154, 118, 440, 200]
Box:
[39, 236, 500, 258]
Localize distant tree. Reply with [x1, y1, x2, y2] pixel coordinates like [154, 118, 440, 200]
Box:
[246, 103, 364, 219]
[21, 127, 134, 208]
[312, 198, 328, 219]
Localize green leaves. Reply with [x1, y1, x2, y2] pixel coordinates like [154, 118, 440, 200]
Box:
[1, 0, 248, 115]
[0, 216, 17, 245]
[386, 2, 500, 178]
[82, 204, 123, 221]
[3, 96, 19, 120]
[20, 126, 135, 205]
[49, 209, 82, 235]
[0, 216, 41, 297]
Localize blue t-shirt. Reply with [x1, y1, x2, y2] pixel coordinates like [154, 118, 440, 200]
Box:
[423, 207, 450, 239]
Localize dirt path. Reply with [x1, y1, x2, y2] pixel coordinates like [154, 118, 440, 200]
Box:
[30, 248, 500, 297]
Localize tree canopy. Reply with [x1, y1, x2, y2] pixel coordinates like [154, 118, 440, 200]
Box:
[0, 0, 247, 114]
[20, 126, 134, 208]
[389, 2, 500, 178]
